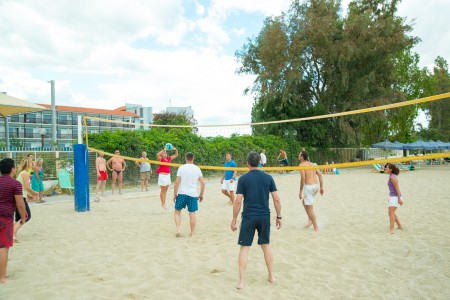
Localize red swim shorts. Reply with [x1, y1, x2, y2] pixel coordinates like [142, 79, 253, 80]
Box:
[98, 170, 108, 181]
[0, 217, 14, 248]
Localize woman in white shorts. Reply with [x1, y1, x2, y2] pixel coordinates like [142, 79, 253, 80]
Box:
[156, 147, 178, 209]
[385, 164, 404, 234]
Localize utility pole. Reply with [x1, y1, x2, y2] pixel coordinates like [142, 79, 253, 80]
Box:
[49, 80, 57, 149]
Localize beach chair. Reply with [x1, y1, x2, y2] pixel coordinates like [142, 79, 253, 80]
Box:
[397, 162, 413, 171]
[58, 169, 74, 195]
[372, 164, 384, 173]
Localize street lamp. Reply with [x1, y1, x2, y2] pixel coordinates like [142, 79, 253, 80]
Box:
[39, 128, 46, 149]
[284, 128, 298, 164]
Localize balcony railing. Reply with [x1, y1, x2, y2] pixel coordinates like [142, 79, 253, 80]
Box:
[58, 134, 73, 139]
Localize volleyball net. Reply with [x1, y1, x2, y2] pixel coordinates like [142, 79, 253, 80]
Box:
[82, 92, 450, 176]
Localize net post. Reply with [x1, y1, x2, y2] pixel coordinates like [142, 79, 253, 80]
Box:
[77, 115, 82, 144]
[74, 144, 90, 212]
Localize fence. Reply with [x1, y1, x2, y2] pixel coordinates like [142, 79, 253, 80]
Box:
[0, 150, 155, 189]
[0, 147, 409, 190]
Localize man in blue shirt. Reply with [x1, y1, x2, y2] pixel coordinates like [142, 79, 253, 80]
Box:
[221, 152, 237, 204]
[230, 151, 282, 289]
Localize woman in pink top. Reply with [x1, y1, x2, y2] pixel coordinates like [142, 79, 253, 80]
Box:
[156, 147, 178, 210]
[385, 164, 404, 234]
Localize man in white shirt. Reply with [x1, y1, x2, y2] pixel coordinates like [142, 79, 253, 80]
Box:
[260, 150, 267, 167]
[173, 152, 205, 237]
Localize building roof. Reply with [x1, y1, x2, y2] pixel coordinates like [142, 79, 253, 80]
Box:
[38, 104, 139, 117]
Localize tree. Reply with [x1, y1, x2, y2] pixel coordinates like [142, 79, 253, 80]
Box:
[237, 0, 418, 147]
[424, 56, 450, 141]
[389, 45, 434, 142]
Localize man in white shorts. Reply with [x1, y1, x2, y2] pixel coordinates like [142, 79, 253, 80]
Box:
[299, 150, 324, 232]
[221, 152, 237, 204]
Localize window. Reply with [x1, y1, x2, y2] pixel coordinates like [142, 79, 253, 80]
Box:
[43, 114, 52, 124]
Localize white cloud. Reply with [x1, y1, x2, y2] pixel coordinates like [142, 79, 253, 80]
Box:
[211, 0, 291, 16]
[93, 48, 255, 124]
[0, 0, 447, 131]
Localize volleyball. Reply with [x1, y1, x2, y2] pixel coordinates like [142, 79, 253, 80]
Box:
[165, 143, 173, 150]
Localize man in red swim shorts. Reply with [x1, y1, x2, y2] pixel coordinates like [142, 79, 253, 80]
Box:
[95, 152, 108, 201]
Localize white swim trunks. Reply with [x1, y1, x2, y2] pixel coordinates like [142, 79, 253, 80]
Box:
[388, 196, 402, 208]
[303, 184, 319, 206]
[221, 179, 236, 192]
[158, 174, 171, 186]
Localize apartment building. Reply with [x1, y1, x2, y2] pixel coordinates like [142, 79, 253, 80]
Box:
[1, 104, 143, 149]
[166, 106, 194, 119]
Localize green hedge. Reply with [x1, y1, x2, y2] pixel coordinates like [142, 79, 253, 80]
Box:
[88, 129, 297, 181]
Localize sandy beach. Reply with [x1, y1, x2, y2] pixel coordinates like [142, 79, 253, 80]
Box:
[1, 165, 450, 299]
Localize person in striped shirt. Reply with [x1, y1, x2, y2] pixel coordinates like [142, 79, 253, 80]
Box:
[0, 158, 27, 284]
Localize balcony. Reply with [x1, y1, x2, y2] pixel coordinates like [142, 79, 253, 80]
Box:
[58, 119, 71, 125]
[58, 134, 73, 139]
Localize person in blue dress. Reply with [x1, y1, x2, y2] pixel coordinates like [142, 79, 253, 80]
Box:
[31, 158, 45, 203]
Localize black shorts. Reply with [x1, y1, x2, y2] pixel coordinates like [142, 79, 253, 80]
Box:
[15, 198, 31, 223]
[238, 215, 270, 246]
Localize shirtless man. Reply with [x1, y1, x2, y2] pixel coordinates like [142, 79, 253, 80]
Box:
[107, 149, 126, 195]
[95, 152, 108, 201]
[276, 150, 288, 166]
[298, 150, 324, 232]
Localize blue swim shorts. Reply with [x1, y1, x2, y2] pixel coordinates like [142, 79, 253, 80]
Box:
[175, 194, 198, 212]
[238, 215, 270, 246]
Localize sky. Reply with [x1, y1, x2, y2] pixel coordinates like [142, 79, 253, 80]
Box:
[0, 0, 449, 127]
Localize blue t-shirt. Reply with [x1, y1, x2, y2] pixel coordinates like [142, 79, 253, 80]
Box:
[236, 170, 277, 217]
[224, 160, 237, 180]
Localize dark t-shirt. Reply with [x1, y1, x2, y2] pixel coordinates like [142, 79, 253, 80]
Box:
[236, 170, 277, 217]
[0, 175, 23, 218]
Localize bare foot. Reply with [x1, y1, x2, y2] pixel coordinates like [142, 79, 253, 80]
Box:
[304, 221, 312, 228]
[313, 227, 319, 232]
[235, 282, 244, 289]
[162, 204, 167, 210]
[397, 226, 404, 230]
[175, 233, 181, 238]
[0, 278, 6, 284]
[268, 276, 276, 283]
[190, 232, 195, 237]
[389, 229, 394, 234]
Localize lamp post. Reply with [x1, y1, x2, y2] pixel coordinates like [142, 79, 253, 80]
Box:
[284, 127, 298, 165]
[39, 128, 46, 149]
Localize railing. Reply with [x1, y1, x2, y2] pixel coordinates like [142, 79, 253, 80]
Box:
[58, 134, 73, 139]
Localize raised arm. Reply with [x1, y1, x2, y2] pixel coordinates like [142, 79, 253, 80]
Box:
[170, 147, 179, 160]
[157, 149, 165, 161]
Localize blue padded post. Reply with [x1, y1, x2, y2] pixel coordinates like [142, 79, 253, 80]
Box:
[74, 144, 90, 212]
